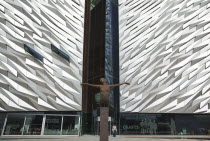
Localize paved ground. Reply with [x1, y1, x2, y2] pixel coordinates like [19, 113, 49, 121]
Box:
[1, 135, 210, 141]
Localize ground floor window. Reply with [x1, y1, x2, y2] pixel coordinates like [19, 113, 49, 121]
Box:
[4, 114, 25, 135]
[23, 115, 43, 135]
[62, 116, 79, 135]
[44, 116, 62, 135]
[120, 113, 210, 135]
[0, 113, 80, 136]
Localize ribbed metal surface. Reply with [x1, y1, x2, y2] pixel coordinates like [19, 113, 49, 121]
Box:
[0, 0, 84, 111]
[119, 0, 210, 113]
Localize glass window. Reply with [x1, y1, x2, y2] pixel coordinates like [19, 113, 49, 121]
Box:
[51, 45, 70, 62]
[44, 116, 62, 135]
[4, 114, 25, 135]
[0, 113, 6, 135]
[62, 116, 79, 135]
[120, 114, 210, 135]
[24, 45, 43, 62]
[23, 115, 43, 135]
[120, 114, 171, 135]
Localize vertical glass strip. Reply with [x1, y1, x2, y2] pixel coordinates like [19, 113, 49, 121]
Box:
[105, 0, 119, 125]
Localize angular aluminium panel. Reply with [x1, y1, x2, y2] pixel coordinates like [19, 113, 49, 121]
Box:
[0, 0, 84, 111]
[119, 0, 210, 113]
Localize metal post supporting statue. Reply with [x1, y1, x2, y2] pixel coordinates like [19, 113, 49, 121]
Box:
[81, 78, 129, 141]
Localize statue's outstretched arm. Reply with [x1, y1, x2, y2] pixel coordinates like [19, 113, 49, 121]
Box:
[109, 82, 130, 88]
[81, 83, 100, 88]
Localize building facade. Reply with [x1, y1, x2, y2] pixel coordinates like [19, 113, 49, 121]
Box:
[0, 0, 210, 136]
[119, 0, 210, 135]
[0, 0, 84, 136]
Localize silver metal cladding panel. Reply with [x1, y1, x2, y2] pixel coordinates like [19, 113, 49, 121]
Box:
[119, 0, 210, 113]
[0, 0, 84, 111]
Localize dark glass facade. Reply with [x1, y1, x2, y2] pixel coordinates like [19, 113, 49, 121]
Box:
[105, 0, 120, 126]
[82, 0, 119, 135]
[120, 113, 210, 135]
[82, 0, 106, 135]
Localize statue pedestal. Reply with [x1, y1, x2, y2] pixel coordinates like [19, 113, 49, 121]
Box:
[100, 107, 109, 141]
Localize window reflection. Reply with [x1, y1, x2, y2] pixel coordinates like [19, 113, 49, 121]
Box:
[0, 113, 6, 134]
[24, 45, 43, 62]
[44, 116, 62, 135]
[4, 114, 25, 135]
[1, 113, 80, 136]
[23, 115, 43, 135]
[51, 45, 70, 62]
[120, 114, 210, 135]
[170, 118, 176, 135]
[62, 116, 79, 135]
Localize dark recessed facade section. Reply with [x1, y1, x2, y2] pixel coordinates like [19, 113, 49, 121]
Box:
[24, 45, 43, 62]
[51, 45, 70, 62]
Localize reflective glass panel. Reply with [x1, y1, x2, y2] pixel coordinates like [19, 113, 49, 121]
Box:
[0, 113, 6, 135]
[51, 45, 70, 62]
[4, 114, 25, 135]
[62, 116, 79, 135]
[23, 115, 43, 135]
[44, 116, 62, 135]
[24, 45, 43, 62]
[120, 113, 210, 135]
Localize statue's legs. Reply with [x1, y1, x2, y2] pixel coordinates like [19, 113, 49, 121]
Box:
[100, 107, 109, 141]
